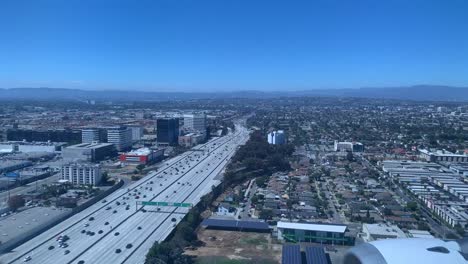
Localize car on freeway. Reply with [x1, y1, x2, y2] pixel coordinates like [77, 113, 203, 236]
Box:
[23, 256, 32, 262]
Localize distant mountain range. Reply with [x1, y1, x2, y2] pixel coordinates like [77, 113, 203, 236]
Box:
[0, 85, 467, 102]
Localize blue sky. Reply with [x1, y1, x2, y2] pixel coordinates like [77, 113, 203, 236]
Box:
[1, 0, 467, 91]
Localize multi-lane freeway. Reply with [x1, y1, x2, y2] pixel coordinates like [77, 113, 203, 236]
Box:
[0, 124, 250, 264]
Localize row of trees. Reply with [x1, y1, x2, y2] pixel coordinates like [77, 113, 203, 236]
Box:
[145, 207, 203, 264]
[223, 131, 294, 186]
[145, 185, 225, 264]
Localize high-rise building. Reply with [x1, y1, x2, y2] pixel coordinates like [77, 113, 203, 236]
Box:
[128, 126, 144, 142]
[267, 130, 285, 145]
[60, 163, 102, 186]
[183, 114, 206, 133]
[156, 118, 179, 145]
[107, 127, 132, 151]
[81, 128, 108, 143]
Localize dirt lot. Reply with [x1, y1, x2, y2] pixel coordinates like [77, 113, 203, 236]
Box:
[186, 228, 282, 264]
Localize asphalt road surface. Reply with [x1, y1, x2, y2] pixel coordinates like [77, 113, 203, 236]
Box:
[0, 124, 250, 264]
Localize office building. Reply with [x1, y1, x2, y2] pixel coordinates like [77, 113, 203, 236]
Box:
[62, 142, 115, 162]
[157, 118, 179, 145]
[60, 163, 102, 186]
[107, 127, 132, 151]
[277, 221, 351, 245]
[184, 114, 207, 133]
[267, 130, 285, 145]
[334, 140, 364, 152]
[6, 128, 81, 144]
[178, 133, 205, 147]
[81, 128, 108, 143]
[353, 142, 365, 152]
[128, 126, 144, 142]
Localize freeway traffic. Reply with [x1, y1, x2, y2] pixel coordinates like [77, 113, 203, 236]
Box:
[0, 124, 250, 264]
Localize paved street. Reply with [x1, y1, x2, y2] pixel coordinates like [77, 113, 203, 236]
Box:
[0, 173, 60, 209]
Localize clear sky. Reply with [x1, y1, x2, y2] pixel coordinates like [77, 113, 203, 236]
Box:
[1, 0, 468, 91]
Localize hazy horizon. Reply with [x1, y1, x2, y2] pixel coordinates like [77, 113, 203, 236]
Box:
[1, 84, 468, 93]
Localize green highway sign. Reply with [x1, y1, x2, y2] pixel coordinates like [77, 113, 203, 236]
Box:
[142, 201, 158, 206]
[140, 201, 192, 207]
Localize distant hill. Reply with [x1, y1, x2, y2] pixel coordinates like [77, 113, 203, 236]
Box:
[0, 85, 467, 102]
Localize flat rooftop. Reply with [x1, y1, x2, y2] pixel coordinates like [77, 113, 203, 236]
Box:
[125, 148, 152, 156]
[66, 142, 113, 149]
[420, 148, 468, 157]
[277, 221, 347, 233]
[363, 223, 405, 238]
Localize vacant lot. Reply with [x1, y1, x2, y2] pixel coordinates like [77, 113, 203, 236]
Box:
[186, 228, 282, 264]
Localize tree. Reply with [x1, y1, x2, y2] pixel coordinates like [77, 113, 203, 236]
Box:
[455, 224, 465, 236]
[100, 172, 112, 185]
[259, 209, 273, 220]
[256, 176, 267, 188]
[251, 195, 259, 204]
[131, 175, 141, 181]
[8, 195, 25, 211]
[406, 201, 418, 211]
[176, 222, 196, 242]
[136, 164, 146, 172]
[383, 208, 393, 216]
